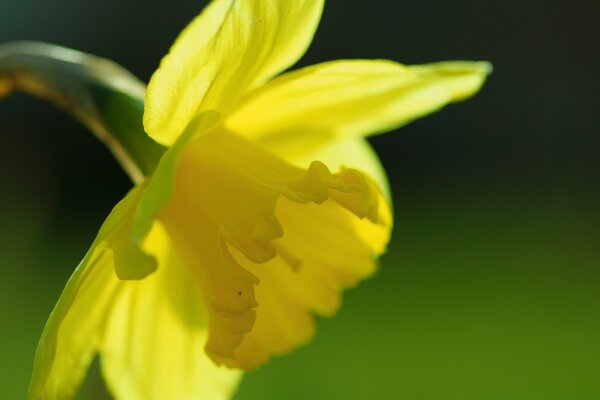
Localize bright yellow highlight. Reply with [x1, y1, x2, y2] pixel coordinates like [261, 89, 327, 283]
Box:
[228, 60, 490, 146]
[145, 0, 325, 146]
[29, 0, 490, 399]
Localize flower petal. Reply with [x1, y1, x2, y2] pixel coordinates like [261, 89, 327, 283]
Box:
[232, 192, 391, 368]
[28, 188, 143, 400]
[227, 60, 491, 148]
[144, 0, 324, 146]
[101, 222, 242, 400]
[272, 137, 392, 203]
[156, 127, 391, 369]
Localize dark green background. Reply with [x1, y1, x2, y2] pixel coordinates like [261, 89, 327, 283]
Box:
[1, 0, 600, 399]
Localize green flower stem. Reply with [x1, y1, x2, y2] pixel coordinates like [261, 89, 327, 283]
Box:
[0, 41, 165, 183]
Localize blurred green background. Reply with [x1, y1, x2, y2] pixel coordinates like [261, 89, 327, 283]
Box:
[1, 0, 600, 399]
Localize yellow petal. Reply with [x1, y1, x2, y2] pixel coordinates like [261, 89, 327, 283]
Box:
[232, 193, 391, 368]
[28, 188, 142, 400]
[264, 136, 392, 203]
[144, 0, 324, 146]
[101, 222, 242, 400]
[156, 126, 391, 369]
[132, 110, 221, 260]
[227, 59, 491, 147]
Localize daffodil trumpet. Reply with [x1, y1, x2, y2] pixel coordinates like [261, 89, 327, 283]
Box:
[0, 1, 490, 399]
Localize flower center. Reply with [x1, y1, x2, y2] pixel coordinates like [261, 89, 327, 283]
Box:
[159, 128, 390, 367]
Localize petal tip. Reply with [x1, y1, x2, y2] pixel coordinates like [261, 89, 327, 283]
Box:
[478, 61, 494, 75]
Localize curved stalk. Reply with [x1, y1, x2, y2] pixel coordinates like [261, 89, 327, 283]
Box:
[0, 41, 165, 183]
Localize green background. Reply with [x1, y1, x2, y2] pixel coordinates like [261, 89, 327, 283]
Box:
[1, 0, 600, 399]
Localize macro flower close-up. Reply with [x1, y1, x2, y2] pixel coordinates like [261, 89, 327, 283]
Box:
[1, 0, 493, 399]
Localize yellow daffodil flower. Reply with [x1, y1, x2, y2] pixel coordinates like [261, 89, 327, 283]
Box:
[2, 1, 490, 399]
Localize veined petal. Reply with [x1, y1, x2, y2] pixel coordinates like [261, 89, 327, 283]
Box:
[156, 127, 391, 369]
[101, 222, 242, 400]
[29, 188, 143, 400]
[227, 60, 491, 147]
[144, 0, 324, 146]
[29, 190, 240, 400]
[29, 249, 119, 400]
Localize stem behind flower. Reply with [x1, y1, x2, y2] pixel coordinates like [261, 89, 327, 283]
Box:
[0, 41, 165, 183]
